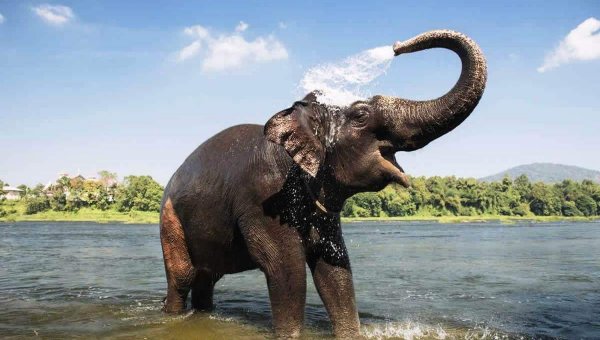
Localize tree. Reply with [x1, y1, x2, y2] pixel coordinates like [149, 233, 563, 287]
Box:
[426, 176, 458, 215]
[17, 184, 30, 199]
[408, 177, 430, 212]
[581, 180, 600, 214]
[25, 197, 50, 214]
[377, 185, 416, 217]
[352, 192, 383, 217]
[499, 177, 522, 216]
[339, 175, 600, 218]
[0, 180, 4, 217]
[574, 194, 596, 216]
[115, 175, 164, 212]
[457, 178, 486, 214]
[342, 192, 383, 217]
[529, 182, 562, 216]
[9, 171, 597, 219]
[562, 201, 582, 216]
[554, 179, 597, 216]
[387, 190, 416, 216]
[30, 184, 46, 197]
[514, 174, 532, 202]
[98, 170, 118, 187]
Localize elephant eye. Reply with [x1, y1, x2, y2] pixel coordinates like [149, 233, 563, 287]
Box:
[350, 110, 369, 127]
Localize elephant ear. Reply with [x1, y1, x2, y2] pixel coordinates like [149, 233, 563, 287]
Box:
[264, 100, 324, 177]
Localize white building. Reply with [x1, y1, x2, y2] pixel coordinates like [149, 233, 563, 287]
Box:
[2, 186, 23, 200]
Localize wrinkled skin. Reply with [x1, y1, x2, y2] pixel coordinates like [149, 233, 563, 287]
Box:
[160, 30, 487, 338]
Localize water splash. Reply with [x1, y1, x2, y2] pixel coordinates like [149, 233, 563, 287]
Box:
[362, 321, 448, 340]
[362, 321, 512, 340]
[299, 45, 395, 107]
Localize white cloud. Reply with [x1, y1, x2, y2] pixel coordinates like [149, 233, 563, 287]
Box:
[177, 40, 202, 61]
[235, 21, 248, 32]
[203, 35, 288, 72]
[184, 25, 209, 39]
[538, 17, 600, 72]
[176, 22, 288, 72]
[0, 13, 5, 24]
[32, 4, 74, 26]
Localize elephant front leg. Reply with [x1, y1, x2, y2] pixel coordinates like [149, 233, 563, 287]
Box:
[240, 219, 307, 338]
[264, 260, 307, 338]
[309, 243, 360, 338]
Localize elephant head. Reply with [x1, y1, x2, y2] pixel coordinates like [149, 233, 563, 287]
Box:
[265, 30, 487, 202]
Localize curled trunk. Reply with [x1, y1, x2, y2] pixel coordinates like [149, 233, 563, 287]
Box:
[373, 30, 487, 151]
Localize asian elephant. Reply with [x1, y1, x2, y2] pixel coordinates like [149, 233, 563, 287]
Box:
[160, 30, 487, 338]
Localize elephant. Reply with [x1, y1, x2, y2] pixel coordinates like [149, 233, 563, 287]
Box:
[159, 30, 487, 338]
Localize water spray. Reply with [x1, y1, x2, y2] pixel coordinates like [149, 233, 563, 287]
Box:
[299, 45, 395, 107]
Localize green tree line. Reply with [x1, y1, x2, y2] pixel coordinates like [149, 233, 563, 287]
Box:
[341, 175, 600, 218]
[3, 173, 600, 218]
[0, 172, 163, 216]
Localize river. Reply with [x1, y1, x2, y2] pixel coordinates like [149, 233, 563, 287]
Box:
[1, 221, 598, 339]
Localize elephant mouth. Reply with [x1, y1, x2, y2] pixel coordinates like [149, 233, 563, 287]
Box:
[379, 148, 410, 188]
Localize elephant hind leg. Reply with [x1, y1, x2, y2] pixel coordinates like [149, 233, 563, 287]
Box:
[191, 271, 222, 311]
[160, 198, 196, 314]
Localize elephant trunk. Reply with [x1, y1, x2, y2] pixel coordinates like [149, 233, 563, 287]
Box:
[373, 30, 487, 151]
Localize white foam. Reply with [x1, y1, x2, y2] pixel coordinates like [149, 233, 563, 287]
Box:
[299, 45, 394, 107]
[362, 321, 507, 340]
[209, 314, 235, 322]
[362, 321, 448, 340]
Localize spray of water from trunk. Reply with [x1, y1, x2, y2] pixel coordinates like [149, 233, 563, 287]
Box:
[299, 46, 395, 107]
[299, 30, 487, 153]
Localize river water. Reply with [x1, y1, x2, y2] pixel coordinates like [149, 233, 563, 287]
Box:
[1, 221, 598, 339]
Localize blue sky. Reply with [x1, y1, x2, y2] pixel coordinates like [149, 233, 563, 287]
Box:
[1, 1, 599, 186]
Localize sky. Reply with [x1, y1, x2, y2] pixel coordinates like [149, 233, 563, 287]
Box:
[0, 1, 599, 186]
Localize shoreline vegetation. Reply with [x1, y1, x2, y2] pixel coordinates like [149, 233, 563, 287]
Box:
[2, 172, 600, 224]
[0, 204, 158, 224]
[0, 203, 600, 224]
[0, 201, 598, 224]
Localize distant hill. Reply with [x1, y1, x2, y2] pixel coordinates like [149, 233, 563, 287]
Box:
[480, 163, 600, 183]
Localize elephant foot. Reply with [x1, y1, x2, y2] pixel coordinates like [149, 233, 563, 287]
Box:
[162, 287, 190, 314]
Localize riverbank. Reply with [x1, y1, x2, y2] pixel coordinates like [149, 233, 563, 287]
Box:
[342, 215, 600, 224]
[0, 202, 158, 224]
[1, 201, 598, 224]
